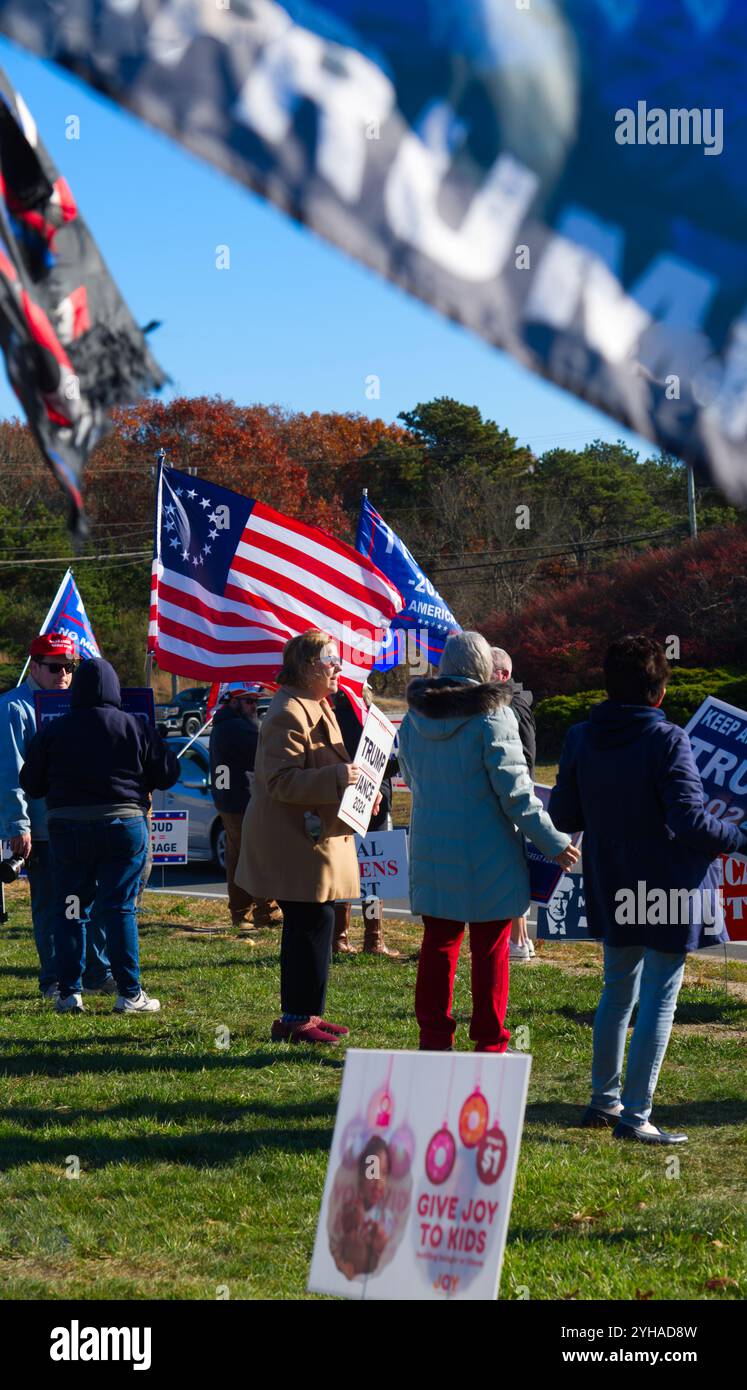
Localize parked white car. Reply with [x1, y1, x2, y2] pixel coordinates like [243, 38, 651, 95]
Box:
[152, 737, 226, 869]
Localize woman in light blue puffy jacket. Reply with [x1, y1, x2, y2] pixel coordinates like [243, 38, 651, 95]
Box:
[398, 632, 578, 1052]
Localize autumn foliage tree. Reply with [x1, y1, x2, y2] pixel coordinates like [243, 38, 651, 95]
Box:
[85, 397, 316, 533]
[482, 528, 747, 699]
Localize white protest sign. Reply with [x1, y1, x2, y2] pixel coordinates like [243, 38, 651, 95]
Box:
[355, 828, 409, 899]
[308, 1049, 531, 1301]
[338, 704, 396, 834]
[151, 811, 189, 864]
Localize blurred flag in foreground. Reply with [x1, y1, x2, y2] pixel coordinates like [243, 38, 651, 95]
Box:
[2, 4, 747, 501]
[148, 467, 404, 705]
[356, 495, 459, 671]
[0, 66, 165, 530]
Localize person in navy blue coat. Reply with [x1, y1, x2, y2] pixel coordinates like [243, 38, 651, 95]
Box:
[21, 658, 179, 1015]
[550, 635, 747, 1146]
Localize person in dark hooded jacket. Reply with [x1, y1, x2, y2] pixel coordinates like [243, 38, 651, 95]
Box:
[20, 658, 179, 1014]
[209, 684, 282, 930]
[550, 635, 747, 1146]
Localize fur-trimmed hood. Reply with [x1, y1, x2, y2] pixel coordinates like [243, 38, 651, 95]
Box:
[405, 676, 511, 739]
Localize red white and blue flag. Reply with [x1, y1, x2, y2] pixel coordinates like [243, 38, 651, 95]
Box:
[40, 568, 100, 660]
[148, 467, 404, 704]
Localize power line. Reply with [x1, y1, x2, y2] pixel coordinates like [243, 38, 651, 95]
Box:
[0, 550, 151, 568]
[428, 526, 687, 577]
[0, 530, 154, 556]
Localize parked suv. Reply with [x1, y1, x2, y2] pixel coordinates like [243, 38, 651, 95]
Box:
[155, 686, 210, 738]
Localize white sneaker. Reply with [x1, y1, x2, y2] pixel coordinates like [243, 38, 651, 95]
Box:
[55, 992, 84, 1014]
[114, 990, 161, 1014]
[509, 941, 531, 962]
[42, 984, 61, 1003]
[526, 939, 536, 958]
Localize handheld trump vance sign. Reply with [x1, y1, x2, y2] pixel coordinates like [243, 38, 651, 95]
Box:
[537, 871, 589, 941]
[355, 829, 408, 900]
[151, 812, 188, 865]
[34, 689, 156, 727]
[308, 1049, 531, 1301]
[528, 785, 583, 906]
[339, 705, 396, 835]
[686, 696, 747, 941]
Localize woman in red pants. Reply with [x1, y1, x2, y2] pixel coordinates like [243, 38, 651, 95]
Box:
[398, 632, 578, 1051]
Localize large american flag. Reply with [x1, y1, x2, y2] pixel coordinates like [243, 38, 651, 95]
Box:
[148, 467, 404, 702]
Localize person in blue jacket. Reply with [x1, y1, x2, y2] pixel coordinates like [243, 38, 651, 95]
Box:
[398, 631, 578, 1052]
[550, 635, 747, 1146]
[0, 631, 113, 1000]
[20, 657, 179, 1014]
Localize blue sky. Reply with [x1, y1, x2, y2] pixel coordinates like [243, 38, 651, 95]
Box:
[0, 35, 656, 462]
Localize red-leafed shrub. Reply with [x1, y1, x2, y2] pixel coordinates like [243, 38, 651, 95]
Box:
[482, 528, 747, 699]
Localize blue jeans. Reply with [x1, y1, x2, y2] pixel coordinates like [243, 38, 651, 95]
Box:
[48, 818, 148, 1000]
[591, 943, 686, 1125]
[27, 840, 112, 993]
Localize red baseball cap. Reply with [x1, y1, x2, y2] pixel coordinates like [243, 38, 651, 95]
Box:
[220, 683, 264, 702]
[29, 631, 76, 660]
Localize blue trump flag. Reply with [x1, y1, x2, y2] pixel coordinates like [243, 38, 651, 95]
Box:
[42, 568, 100, 661]
[355, 495, 459, 670]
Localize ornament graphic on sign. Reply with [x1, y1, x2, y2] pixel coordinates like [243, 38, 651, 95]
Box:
[425, 1126, 457, 1185]
[476, 1125, 508, 1186]
[389, 1123, 415, 1180]
[458, 1089, 489, 1148]
[368, 1087, 393, 1130]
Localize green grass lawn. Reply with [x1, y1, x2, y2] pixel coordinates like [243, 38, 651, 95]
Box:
[1, 881, 745, 1301]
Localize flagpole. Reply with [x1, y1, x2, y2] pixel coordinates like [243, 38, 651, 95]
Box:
[176, 714, 215, 760]
[16, 567, 73, 686]
[145, 450, 165, 690]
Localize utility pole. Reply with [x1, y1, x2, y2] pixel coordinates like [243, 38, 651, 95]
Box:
[687, 463, 698, 541]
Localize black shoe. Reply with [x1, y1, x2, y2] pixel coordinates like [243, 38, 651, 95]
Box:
[613, 1120, 688, 1145]
[581, 1105, 621, 1129]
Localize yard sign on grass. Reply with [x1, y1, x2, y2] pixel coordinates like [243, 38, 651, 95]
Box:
[308, 1049, 531, 1301]
[355, 829, 408, 900]
[151, 812, 188, 866]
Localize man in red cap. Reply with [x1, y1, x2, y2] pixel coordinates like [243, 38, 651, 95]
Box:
[0, 632, 113, 1000]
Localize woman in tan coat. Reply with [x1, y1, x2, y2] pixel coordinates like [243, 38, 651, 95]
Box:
[236, 629, 362, 1045]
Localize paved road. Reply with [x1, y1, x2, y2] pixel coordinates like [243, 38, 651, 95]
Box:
[145, 862, 415, 919]
[144, 865, 747, 958]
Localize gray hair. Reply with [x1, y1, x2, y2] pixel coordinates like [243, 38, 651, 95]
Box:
[440, 631, 493, 683]
[490, 646, 513, 678]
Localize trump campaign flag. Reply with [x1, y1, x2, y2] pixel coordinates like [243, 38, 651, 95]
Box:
[0, 67, 165, 530]
[355, 495, 459, 670]
[41, 569, 101, 661]
[16, 567, 100, 685]
[2, 3, 747, 503]
[148, 467, 404, 703]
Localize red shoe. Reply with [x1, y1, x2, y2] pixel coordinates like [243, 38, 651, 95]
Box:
[289, 1019, 340, 1045]
[310, 1016, 350, 1036]
[270, 1018, 339, 1044]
